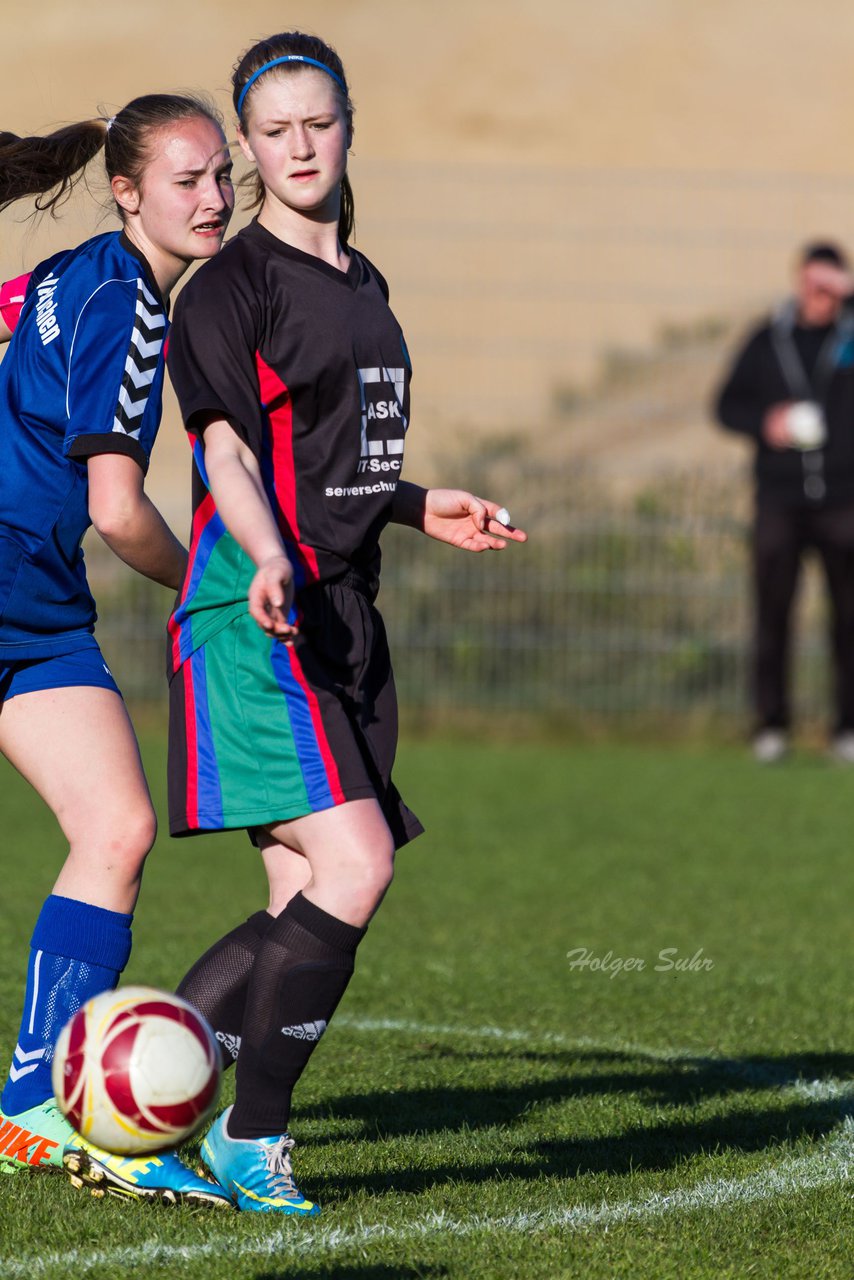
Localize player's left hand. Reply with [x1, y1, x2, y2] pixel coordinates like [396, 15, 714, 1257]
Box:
[421, 489, 528, 551]
[248, 554, 298, 641]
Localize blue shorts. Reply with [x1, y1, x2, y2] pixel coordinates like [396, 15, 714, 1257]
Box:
[0, 637, 121, 704]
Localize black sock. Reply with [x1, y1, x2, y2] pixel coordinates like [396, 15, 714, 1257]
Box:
[177, 910, 274, 1067]
[229, 892, 366, 1139]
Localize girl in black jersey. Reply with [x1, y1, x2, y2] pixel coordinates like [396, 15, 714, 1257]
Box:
[166, 30, 526, 1215]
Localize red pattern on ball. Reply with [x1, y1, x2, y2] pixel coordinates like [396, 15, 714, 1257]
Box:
[62, 1008, 89, 1131]
[54, 987, 221, 1152]
[101, 1021, 152, 1126]
[99, 1003, 219, 1134]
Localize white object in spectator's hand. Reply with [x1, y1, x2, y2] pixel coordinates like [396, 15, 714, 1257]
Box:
[787, 401, 826, 449]
[494, 507, 511, 526]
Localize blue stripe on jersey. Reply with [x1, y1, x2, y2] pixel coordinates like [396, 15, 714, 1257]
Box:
[192, 437, 210, 488]
[269, 639, 336, 810]
[190, 647, 224, 827]
[172, 444, 228, 665]
[173, 515, 227, 665]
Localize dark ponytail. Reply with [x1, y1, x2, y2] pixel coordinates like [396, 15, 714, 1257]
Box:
[0, 120, 107, 215]
[0, 93, 222, 219]
[232, 31, 355, 245]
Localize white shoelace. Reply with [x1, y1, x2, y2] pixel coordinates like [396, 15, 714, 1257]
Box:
[260, 1134, 299, 1198]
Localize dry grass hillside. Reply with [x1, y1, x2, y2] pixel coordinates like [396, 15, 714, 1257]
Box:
[2, 1, 854, 521]
[4, 0, 854, 174]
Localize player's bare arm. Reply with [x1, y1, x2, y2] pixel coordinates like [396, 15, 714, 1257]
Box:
[201, 417, 296, 639]
[391, 479, 528, 551]
[87, 452, 187, 590]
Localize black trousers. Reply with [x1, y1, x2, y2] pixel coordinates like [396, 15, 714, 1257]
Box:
[752, 501, 854, 733]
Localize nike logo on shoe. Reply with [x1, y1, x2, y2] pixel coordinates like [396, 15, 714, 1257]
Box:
[233, 1178, 315, 1210]
[64, 1132, 163, 1183]
[0, 1119, 58, 1167]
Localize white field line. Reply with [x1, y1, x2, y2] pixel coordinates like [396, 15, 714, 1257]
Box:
[2, 1017, 851, 1278]
[2, 1124, 854, 1279]
[335, 1015, 854, 1102]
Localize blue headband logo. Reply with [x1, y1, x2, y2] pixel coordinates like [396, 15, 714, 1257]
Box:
[237, 55, 346, 116]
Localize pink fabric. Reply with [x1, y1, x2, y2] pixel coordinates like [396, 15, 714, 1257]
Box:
[0, 273, 31, 333]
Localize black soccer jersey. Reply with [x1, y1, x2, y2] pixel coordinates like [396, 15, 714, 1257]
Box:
[166, 220, 412, 670]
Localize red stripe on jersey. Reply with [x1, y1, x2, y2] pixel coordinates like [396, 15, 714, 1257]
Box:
[167, 489, 218, 670]
[185, 490, 218, 599]
[254, 352, 320, 583]
[166, 603, 183, 675]
[286, 643, 346, 805]
[182, 660, 200, 829]
[0, 273, 31, 333]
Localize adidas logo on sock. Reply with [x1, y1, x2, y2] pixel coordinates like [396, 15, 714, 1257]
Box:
[215, 1032, 241, 1061]
[280, 1020, 327, 1042]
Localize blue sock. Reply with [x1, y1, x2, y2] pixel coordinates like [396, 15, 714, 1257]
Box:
[1, 895, 133, 1115]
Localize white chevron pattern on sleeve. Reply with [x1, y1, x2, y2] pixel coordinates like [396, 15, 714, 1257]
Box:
[112, 280, 166, 440]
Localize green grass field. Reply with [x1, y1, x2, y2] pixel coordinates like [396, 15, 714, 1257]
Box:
[1, 730, 853, 1279]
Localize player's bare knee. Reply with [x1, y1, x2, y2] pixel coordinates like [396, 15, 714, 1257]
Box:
[366, 858, 394, 916]
[374, 849, 395, 897]
[96, 802, 157, 869]
[341, 841, 395, 905]
[126, 804, 157, 860]
[63, 797, 155, 868]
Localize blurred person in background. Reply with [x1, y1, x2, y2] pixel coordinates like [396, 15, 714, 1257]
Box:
[715, 241, 854, 763]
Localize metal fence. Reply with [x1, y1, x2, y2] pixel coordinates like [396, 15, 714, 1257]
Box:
[87, 462, 836, 731]
[10, 163, 852, 731]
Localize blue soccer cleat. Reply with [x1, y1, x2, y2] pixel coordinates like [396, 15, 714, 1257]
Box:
[201, 1107, 320, 1215]
[0, 1097, 231, 1207]
[62, 1130, 233, 1207]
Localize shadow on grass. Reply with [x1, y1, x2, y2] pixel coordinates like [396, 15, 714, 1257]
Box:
[293, 1046, 854, 1193]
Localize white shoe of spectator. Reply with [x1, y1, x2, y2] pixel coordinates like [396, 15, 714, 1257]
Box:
[830, 732, 854, 763]
[753, 729, 788, 763]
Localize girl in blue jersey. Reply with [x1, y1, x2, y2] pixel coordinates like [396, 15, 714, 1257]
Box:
[165, 31, 526, 1216]
[0, 94, 235, 1206]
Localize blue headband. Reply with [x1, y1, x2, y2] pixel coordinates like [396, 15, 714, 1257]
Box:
[237, 55, 346, 116]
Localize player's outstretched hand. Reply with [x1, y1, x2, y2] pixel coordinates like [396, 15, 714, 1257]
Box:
[422, 488, 528, 552]
[248, 555, 298, 641]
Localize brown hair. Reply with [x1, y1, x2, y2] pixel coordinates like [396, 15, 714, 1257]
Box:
[232, 32, 355, 244]
[801, 240, 849, 270]
[0, 93, 222, 218]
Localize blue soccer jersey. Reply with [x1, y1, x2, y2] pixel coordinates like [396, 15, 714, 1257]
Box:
[0, 231, 168, 658]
